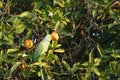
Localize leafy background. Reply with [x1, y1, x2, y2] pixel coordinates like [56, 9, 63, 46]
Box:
[0, 0, 120, 80]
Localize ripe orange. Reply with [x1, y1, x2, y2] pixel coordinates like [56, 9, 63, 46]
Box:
[22, 61, 27, 69]
[51, 32, 59, 41]
[24, 39, 34, 49]
[118, 2, 120, 6]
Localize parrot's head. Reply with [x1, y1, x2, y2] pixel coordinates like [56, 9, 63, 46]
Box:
[44, 35, 52, 42]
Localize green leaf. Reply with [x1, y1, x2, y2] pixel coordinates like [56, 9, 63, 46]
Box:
[22, 69, 35, 78]
[54, 44, 62, 48]
[7, 49, 19, 54]
[7, 16, 26, 34]
[35, 9, 42, 14]
[0, 32, 3, 39]
[109, 11, 120, 24]
[110, 61, 118, 73]
[65, 18, 70, 22]
[93, 58, 101, 66]
[38, 71, 42, 77]
[19, 11, 31, 18]
[81, 62, 89, 67]
[4, 34, 14, 45]
[25, 29, 33, 39]
[111, 54, 120, 58]
[30, 62, 49, 68]
[40, 70, 44, 80]
[48, 51, 59, 61]
[92, 67, 100, 76]
[71, 66, 79, 74]
[33, 1, 42, 12]
[54, 0, 65, 7]
[7, 16, 18, 23]
[54, 20, 61, 32]
[0, 50, 4, 61]
[97, 44, 106, 57]
[0, 1, 3, 8]
[89, 49, 94, 64]
[10, 62, 22, 75]
[62, 60, 71, 71]
[92, 9, 97, 18]
[54, 48, 65, 53]
[15, 24, 26, 34]
[71, 63, 85, 73]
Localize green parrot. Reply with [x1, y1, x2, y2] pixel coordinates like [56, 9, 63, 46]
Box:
[33, 32, 59, 62]
[33, 35, 51, 62]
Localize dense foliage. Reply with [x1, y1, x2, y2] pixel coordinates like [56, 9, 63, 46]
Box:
[0, 0, 120, 80]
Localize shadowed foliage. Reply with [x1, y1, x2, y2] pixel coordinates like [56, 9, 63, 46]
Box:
[0, 0, 120, 79]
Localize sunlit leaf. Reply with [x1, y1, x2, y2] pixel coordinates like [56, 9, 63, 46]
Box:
[30, 62, 49, 68]
[54, 0, 64, 7]
[55, 44, 62, 48]
[92, 67, 100, 76]
[92, 9, 97, 18]
[0, 1, 3, 8]
[10, 62, 22, 75]
[0, 50, 4, 60]
[62, 60, 71, 71]
[89, 49, 94, 64]
[19, 11, 31, 18]
[4, 34, 14, 45]
[65, 18, 70, 22]
[35, 9, 42, 14]
[97, 44, 106, 57]
[40, 70, 44, 80]
[111, 54, 120, 58]
[7, 16, 17, 22]
[38, 71, 42, 77]
[81, 62, 89, 67]
[15, 24, 26, 34]
[7, 49, 19, 54]
[97, 14, 102, 19]
[48, 50, 59, 61]
[54, 20, 61, 32]
[93, 58, 101, 66]
[54, 48, 65, 53]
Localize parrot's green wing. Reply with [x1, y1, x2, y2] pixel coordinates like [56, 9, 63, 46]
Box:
[33, 42, 45, 62]
[33, 35, 51, 62]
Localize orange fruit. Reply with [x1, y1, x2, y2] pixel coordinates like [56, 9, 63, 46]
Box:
[24, 39, 34, 49]
[51, 32, 59, 41]
[22, 61, 27, 69]
[118, 2, 120, 6]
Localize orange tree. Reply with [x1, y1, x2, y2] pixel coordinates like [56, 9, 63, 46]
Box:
[0, 0, 120, 80]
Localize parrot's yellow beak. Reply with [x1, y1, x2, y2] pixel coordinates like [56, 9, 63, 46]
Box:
[51, 32, 59, 41]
